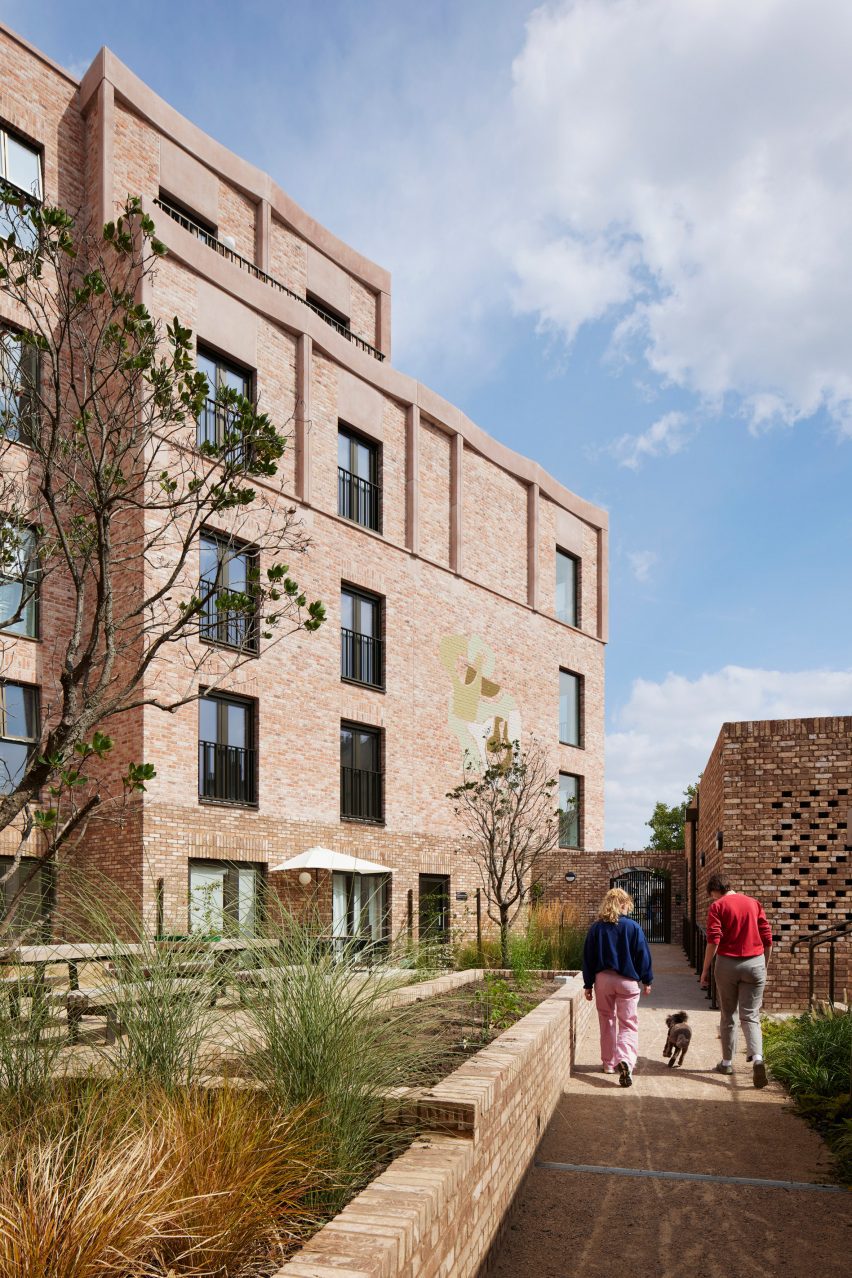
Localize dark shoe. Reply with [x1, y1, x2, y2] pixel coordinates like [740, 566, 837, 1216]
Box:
[753, 1060, 768, 1089]
[715, 1062, 733, 1075]
[618, 1061, 632, 1088]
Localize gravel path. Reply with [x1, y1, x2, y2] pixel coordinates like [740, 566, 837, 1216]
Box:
[483, 944, 851, 1278]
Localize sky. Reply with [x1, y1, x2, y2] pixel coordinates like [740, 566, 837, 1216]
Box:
[4, 0, 851, 847]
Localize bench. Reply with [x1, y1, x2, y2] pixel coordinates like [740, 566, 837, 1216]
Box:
[65, 977, 203, 1045]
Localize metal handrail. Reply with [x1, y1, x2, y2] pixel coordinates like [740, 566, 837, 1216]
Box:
[682, 914, 717, 1008]
[337, 466, 380, 531]
[198, 741, 256, 805]
[340, 765, 383, 823]
[791, 918, 852, 1007]
[154, 198, 385, 362]
[340, 627, 384, 688]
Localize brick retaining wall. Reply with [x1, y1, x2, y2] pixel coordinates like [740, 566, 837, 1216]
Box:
[275, 972, 592, 1277]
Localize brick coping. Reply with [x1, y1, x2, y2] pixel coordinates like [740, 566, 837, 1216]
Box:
[274, 970, 588, 1277]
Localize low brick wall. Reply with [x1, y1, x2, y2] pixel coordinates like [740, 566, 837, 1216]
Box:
[275, 972, 593, 1278]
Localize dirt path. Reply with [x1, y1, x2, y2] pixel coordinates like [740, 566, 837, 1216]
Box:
[483, 945, 851, 1278]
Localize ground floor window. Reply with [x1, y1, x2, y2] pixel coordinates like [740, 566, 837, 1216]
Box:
[0, 855, 51, 941]
[331, 872, 388, 953]
[188, 859, 263, 937]
[419, 873, 451, 942]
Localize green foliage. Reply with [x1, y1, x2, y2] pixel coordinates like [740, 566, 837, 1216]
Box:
[763, 1007, 852, 1184]
[645, 781, 698, 851]
[241, 911, 442, 1210]
[475, 976, 523, 1037]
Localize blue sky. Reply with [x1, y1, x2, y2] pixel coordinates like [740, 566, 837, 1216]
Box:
[4, 0, 851, 846]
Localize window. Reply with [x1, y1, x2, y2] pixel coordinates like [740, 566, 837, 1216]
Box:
[0, 856, 51, 940]
[0, 127, 42, 201]
[307, 292, 351, 336]
[559, 669, 582, 747]
[341, 586, 383, 688]
[0, 328, 38, 444]
[0, 523, 38, 638]
[200, 532, 258, 653]
[556, 549, 579, 628]
[158, 191, 218, 244]
[559, 773, 581, 849]
[340, 722, 382, 822]
[196, 347, 252, 456]
[419, 874, 451, 942]
[188, 859, 262, 937]
[198, 693, 256, 805]
[0, 682, 38, 793]
[338, 427, 380, 532]
[332, 872, 388, 953]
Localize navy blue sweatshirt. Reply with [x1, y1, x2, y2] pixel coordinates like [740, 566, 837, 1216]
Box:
[582, 916, 654, 988]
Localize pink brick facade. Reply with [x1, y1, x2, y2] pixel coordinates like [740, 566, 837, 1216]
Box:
[0, 26, 608, 944]
[687, 718, 852, 1011]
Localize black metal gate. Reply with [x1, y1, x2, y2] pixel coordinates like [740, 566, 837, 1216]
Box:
[610, 869, 671, 943]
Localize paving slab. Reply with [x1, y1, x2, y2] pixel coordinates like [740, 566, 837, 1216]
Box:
[483, 945, 851, 1278]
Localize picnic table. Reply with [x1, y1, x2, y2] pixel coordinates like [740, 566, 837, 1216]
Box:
[0, 935, 284, 1041]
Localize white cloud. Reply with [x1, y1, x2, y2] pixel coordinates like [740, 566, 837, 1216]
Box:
[606, 665, 852, 848]
[509, 0, 852, 435]
[627, 550, 657, 583]
[608, 411, 690, 468]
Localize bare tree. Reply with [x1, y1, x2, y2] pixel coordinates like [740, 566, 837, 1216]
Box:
[0, 186, 325, 928]
[447, 737, 561, 966]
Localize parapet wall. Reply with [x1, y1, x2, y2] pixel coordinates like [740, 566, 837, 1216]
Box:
[276, 972, 592, 1278]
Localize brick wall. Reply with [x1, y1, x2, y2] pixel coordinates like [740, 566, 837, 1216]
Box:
[692, 717, 852, 1010]
[276, 973, 593, 1278]
[542, 848, 686, 944]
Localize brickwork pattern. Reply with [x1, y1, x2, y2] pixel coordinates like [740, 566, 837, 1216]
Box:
[542, 848, 686, 943]
[693, 718, 852, 1010]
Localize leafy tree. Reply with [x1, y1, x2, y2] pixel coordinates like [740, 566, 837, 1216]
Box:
[645, 782, 698, 851]
[0, 186, 325, 932]
[448, 738, 560, 967]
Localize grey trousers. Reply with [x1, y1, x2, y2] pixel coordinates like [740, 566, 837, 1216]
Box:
[714, 954, 767, 1060]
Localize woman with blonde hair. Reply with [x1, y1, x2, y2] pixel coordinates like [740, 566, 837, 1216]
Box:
[582, 887, 653, 1087]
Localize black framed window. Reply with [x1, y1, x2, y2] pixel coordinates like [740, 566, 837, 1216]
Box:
[559, 669, 582, 747]
[341, 585, 383, 688]
[338, 426, 380, 532]
[559, 773, 581, 849]
[198, 693, 256, 805]
[199, 532, 258, 653]
[0, 681, 38, 794]
[419, 874, 451, 941]
[0, 127, 42, 201]
[0, 522, 38, 638]
[340, 722, 383, 822]
[306, 292, 351, 336]
[0, 328, 38, 444]
[188, 859, 263, 937]
[196, 347, 252, 455]
[556, 549, 579, 628]
[158, 191, 218, 244]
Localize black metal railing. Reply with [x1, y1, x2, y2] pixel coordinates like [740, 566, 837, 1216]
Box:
[791, 918, 852, 1007]
[199, 592, 258, 653]
[198, 741, 256, 805]
[196, 397, 252, 466]
[682, 915, 717, 1008]
[341, 628, 383, 688]
[154, 197, 385, 362]
[340, 766, 383, 822]
[338, 467, 380, 531]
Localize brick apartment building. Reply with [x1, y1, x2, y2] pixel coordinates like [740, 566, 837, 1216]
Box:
[0, 26, 608, 948]
[685, 717, 851, 1010]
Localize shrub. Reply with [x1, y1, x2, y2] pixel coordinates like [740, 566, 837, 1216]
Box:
[526, 901, 586, 971]
[241, 917, 441, 1210]
[763, 1007, 852, 1098]
[0, 976, 66, 1106]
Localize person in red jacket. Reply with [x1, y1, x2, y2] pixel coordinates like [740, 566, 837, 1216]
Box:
[700, 873, 773, 1087]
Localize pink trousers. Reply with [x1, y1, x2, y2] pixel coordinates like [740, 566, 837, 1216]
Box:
[594, 969, 640, 1070]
